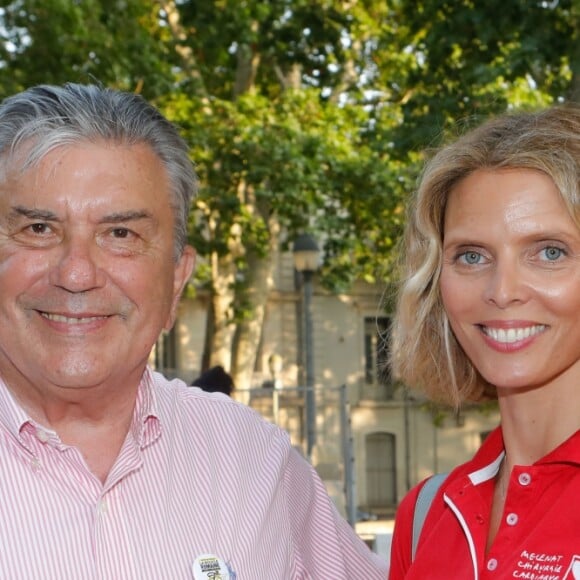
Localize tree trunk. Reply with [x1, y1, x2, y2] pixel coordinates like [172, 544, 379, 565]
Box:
[208, 251, 237, 371]
[230, 248, 275, 391]
[230, 208, 280, 391]
[161, 0, 207, 95]
[234, 42, 261, 97]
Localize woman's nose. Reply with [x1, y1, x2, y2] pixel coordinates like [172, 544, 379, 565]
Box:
[482, 260, 528, 308]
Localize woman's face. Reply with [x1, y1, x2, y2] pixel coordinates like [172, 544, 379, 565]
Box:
[439, 168, 580, 392]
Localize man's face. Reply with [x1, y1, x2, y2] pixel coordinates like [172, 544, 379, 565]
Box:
[0, 142, 194, 400]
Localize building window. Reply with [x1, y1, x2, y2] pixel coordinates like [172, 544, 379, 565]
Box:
[365, 432, 397, 509]
[364, 316, 392, 386]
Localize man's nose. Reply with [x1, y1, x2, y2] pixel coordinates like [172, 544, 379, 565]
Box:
[48, 234, 105, 292]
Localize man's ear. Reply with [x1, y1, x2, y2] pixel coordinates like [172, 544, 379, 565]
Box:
[164, 245, 196, 331]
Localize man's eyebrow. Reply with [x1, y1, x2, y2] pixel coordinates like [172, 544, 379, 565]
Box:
[7, 207, 155, 224]
[99, 210, 155, 224]
[9, 206, 59, 222]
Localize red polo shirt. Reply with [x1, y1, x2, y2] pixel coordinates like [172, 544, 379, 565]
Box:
[389, 427, 580, 580]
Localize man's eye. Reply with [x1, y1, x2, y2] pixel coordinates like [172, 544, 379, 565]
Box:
[28, 223, 50, 234]
[112, 228, 131, 238]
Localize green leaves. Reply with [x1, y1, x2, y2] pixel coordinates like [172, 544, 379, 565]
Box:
[1, 0, 578, 295]
[0, 0, 176, 97]
[389, 0, 576, 150]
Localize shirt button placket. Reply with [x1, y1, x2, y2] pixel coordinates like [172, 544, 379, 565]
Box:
[98, 499, 108, 515]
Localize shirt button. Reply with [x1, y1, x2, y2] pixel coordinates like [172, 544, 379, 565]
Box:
[98, 499, 108, 514]
[518, 472, 531, 486]
[487, 558, 498, 571]
[506, 513, 519, 526]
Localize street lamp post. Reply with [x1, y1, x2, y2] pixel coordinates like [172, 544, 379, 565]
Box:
[293, 233, 320, 459]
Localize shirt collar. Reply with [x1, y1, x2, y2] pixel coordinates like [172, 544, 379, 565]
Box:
[464, 427, 505, 485]
[539, 428, 580, 466]
[0, 367, 161, 448]
[0, 375, 33, 439]
[465, 425, 580, 486]
[131, 366, 161, 448]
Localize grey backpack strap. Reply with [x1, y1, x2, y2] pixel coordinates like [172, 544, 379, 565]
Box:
[411, 472, 448, 561]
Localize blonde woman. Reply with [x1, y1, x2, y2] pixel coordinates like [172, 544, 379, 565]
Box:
[389, 106, 580, 579]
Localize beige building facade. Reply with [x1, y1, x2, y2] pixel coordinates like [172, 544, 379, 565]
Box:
[154, 249, 501, 520]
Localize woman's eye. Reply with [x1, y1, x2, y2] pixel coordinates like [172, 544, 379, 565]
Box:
[458, 251, 482, 265]
[541, 246, 564, 261]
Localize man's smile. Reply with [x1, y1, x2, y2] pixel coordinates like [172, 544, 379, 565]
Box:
[39, 312, 111, 325]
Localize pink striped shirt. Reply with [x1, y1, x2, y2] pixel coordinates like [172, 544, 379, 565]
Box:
[0, 368, 388, 579]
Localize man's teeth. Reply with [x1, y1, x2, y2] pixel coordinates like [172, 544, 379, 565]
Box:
[482, 325, 546, 344]
[41, 313, 107, 324]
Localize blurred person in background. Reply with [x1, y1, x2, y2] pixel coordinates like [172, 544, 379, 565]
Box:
[191, 365, 234, 396]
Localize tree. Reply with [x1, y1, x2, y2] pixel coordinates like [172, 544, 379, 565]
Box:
[0, 0, 176, 97]
[382, 0, 577, 151]
[1, 0, 578, 388]
[160, 0, 410, 388]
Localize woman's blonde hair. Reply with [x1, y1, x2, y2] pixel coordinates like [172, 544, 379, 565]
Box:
[390, 105, 580, 407]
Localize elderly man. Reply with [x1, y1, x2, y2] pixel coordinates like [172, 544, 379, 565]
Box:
[0, 83, 387, 579]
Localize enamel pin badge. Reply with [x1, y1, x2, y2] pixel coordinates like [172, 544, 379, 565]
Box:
[192, 554, 236, 579]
